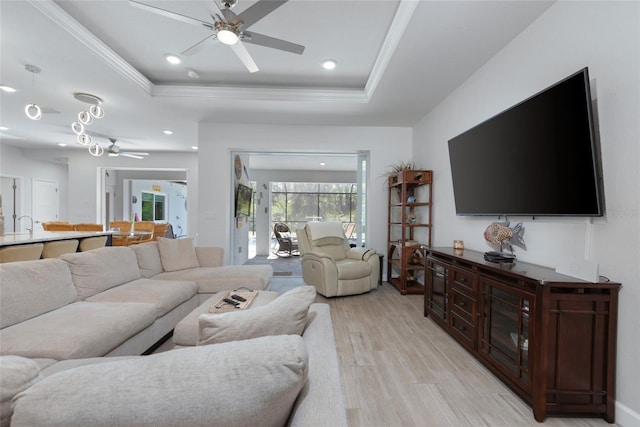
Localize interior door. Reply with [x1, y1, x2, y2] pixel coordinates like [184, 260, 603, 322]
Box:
[32, 179, 59, 228]
[1, 176, 19, 233]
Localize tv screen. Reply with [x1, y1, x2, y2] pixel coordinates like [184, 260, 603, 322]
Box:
[235, 184, 252, 217]
[448, 68, 602, 216]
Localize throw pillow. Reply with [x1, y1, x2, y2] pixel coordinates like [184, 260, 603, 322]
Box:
[156, 237, 199, 272]
[0, 356, 42, 427]
[129, 241, 163, 278]
[198, 285, 316, 346]
[11, 336, 308, 427]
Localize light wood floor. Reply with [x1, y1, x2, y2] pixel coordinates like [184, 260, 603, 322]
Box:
[320, 283, 614, 427]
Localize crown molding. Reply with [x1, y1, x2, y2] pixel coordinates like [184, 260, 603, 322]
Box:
[30, 0, 415, 103]
[27, 0, 153, 95]
[365, 0, 419, 99]
[151, 84, 368, 103]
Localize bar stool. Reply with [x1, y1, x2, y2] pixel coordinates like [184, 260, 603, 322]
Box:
[0, 243, 45, 263]
[79, 236, 108, 251]
[41, 240, 79, 258]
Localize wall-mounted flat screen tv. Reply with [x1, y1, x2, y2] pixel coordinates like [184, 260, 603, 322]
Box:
[448, 67, 603, 216]
[235, 183, 252, 218]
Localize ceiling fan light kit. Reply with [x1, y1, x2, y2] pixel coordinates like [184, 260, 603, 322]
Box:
[215, 23, 239, 45]
[130, 0, 305, 73]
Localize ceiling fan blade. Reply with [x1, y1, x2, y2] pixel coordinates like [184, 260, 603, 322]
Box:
[181, 34, 217, 56]
[130, 0, 214, 30]
[230, 41, 259, 73]
[120, 153, 146, 159]
[242, 31, 304, 55]
[123, 152, 149, 156]
[232, 0, 287, 29]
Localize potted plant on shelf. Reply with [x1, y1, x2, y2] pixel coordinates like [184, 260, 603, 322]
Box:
[383, 161, 423, 185]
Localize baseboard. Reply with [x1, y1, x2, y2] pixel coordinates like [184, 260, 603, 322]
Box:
[616, 401, 640, 426]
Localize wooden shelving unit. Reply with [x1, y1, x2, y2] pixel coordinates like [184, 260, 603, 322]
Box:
[386, 169, 432, 295]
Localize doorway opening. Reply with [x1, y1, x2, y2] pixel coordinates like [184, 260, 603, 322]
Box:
[97, 168, 189, 237]
[229, 151, 369, 266]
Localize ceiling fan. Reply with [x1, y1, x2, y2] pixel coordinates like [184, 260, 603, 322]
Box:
[130, 0, 305, 73]
[106, 138, 149, 159]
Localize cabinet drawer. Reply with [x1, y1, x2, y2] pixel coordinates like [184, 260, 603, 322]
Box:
[451, 267, 475, 294]
[451, 289, 475, 320]
[450, 311, 476, 349]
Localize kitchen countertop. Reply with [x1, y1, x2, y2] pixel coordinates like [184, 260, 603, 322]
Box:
[0, 231, 113, 247]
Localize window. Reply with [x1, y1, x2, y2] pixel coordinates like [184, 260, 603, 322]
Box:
[141, 192, 166, 221]
[271, 182, 357, 233]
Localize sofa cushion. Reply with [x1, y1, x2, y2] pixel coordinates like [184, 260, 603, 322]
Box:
[0, 356, 42, 427]
[60, 247, 141, 300]
[12, 335, 308, 427]
[129, 241, 163, 278]
[154, 265, 272, 294]
[173, 290, 280, 346]
[198, 286, 316, 346]
[0, 259, 77, 329]
[0, 301, 156, 359]
[156, 237, 199, 272]
[86, 278, 198, 318]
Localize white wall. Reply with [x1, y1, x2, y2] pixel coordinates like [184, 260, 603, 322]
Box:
[413, 2, 640, 424]
[1, 146, 198, 234]
[197, 123, 413, 264]
[0, 144, 68, 231]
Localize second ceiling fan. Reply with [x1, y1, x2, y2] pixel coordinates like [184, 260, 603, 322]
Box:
[130, 0, 305, 73]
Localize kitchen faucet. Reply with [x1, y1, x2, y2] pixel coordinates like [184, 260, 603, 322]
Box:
[18, 215, 34, 235]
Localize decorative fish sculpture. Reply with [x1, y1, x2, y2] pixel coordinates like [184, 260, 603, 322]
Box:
[483, 221, 526, 249]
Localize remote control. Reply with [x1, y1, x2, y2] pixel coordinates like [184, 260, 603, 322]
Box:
[222, 298, 240, 306]
[231, 294, 246, 302]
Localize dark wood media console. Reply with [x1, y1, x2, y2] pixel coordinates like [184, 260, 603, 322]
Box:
[424, 247, 620, 423]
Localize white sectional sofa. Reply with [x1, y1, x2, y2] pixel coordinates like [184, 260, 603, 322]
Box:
[0, 242, 347, 426]
[0, 241, 271, 359]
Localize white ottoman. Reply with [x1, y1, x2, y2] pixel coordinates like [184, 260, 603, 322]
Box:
[172, 290, 280, 347]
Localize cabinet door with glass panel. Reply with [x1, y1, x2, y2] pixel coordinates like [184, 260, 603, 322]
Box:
[478, 276, 534, 394]
[424, 258, 449, 327]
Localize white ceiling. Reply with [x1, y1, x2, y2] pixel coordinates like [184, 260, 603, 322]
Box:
[0, 0, 554, 158]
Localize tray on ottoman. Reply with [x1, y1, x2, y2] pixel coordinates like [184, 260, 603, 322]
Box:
[209, 290, 258, 313]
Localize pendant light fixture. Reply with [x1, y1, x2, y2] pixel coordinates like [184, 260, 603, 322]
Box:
[24, 65, 42, 120]
[71, 93, 106, 156]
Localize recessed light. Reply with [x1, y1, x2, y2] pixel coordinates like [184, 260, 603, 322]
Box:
[165, 54, 181, 65]
[322, 60, 337, 70]
[163, 130, 173, 135]
[320, 162, 326, 166]
[58, 143, 67, 147]
[0, 126, 8, 131]
[0, 85, 17, 93]
[186, 69, 199, 79]
[191, 146, 198, 150]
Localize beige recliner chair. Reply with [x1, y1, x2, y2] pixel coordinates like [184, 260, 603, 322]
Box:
[297, 222, 379, 297]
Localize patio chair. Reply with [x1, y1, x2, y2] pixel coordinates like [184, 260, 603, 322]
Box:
[273, 222, 299, 257]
